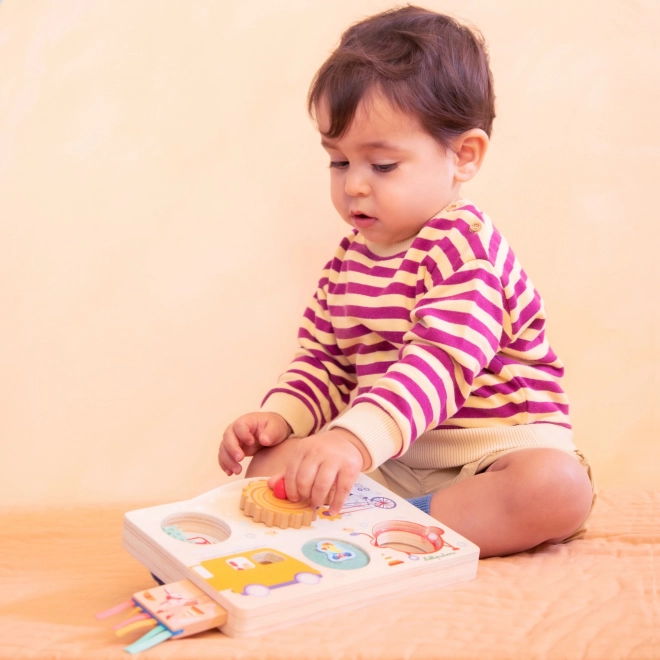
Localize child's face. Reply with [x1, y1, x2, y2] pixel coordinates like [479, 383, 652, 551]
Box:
[318, 93, 462, 244]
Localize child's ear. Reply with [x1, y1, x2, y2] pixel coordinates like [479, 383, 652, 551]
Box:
[452, 129, 489, 183]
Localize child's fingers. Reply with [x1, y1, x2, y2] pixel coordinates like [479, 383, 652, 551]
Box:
[233, 420, 257, 447]
[218, 444, 240, 476]
[283, 453, 306, 504]
[328, 470, 355, 515]
[220, 427, 247, 474]
[310, 464, 338, 509]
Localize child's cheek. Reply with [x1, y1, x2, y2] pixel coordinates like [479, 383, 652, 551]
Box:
[329, 177, 348, 217]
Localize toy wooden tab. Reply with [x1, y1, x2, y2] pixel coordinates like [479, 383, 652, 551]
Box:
[132, 579, 228, 638]
[95, 599, 134, 620]
[115, 618, 158, 637]
[124, 625, 172, 655]
[240, 479, 317, 528]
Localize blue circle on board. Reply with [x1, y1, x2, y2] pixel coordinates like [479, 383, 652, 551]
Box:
[301, 539, 370, 570]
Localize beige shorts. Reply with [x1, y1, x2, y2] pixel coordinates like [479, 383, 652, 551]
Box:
[368, 447, 597, 543]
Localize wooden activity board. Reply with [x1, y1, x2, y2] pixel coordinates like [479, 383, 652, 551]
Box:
[122, 475, 479, 638]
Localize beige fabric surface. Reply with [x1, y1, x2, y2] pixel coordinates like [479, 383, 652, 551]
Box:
[1, 489, 657, 660]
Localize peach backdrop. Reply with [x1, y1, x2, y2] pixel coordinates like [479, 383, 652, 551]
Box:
[1, 0, 658, 506]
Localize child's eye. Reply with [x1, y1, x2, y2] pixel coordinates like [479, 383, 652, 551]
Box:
[372, 163, 398, 173]
[329, 161, 349, 169]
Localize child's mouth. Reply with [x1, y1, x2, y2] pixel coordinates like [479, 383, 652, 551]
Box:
[351, 212, 377, 229]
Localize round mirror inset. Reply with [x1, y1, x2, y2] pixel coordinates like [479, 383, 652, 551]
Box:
[161, 512, 231, 545]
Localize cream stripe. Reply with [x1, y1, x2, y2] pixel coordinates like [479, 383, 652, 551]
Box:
[260, 392, 316, 438]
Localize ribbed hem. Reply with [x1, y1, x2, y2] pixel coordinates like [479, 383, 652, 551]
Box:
[397, 423, 576, 469]
[260, 392, 316, 438]
[328, 402, 403, 471]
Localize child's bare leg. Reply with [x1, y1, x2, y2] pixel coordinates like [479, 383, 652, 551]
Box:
[428, 448, 593, 558]
[245, 438, 301, 478]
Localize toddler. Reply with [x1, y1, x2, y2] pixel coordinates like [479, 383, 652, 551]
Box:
[218, 6, 595, 558]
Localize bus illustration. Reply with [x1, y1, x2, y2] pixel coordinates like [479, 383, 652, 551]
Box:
[195, 548, 322, 597]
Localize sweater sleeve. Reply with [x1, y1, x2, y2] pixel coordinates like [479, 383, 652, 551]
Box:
[260, 261, 358, 437]
[329, 258, 507, 469]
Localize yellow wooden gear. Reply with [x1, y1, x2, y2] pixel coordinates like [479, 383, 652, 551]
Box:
[239, 480, 317, 529]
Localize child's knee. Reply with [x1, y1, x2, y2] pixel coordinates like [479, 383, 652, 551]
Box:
[495, 449, 593, 528]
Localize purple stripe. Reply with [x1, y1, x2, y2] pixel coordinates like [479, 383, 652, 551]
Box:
[496, 356, 564, 379]
[339, 234, 356, 252]
[466, 232, 488, 261]
[335, 324, 406, 344]
[451, 400, 568, 419]
[417, 308, 500, 351]
[523, 377, 565, 394]
[403, 347, 459, 417]
[407, 343, 471, 407]
[301, 309, 334, 336]
[358, 388, 417, 441]
[342, 340, 396, 357]
[334, 323, 374, 340]
[350, 240, 408, 262]
[413, 236, 440, 252]
[421, 290, 504, 326]
[357, 360, 395, 376]
[384, 370, 434, 428]
[538, 347, 560, 364]
[409, 325, 487, 366]
[294, 353, 355, 379]
[333, 325, 406, 345]
[332, 281, 418, 298]
[511, 293, 542, 336]
[528, 401, 569, 415]
[488, 228, 502, 264]
[438, 236, 465, 272]
[285, 371, 340, 420]
[429, 265, 501, 291]
[511, 270, 531, 304]
[461, 204, 482, 218]
[500, 248, 516, 290]
[342, 259, 399, 279]
[426, 217, 457, 232]
[528, 317, 544, 332]
[298, 330, 344, 358]
[329, 304, 411, 321]
[508, 331, 547, 353]
[471, 376, 565, 398]
[452, 401, 529, 419]
[399, 258, 423, 275]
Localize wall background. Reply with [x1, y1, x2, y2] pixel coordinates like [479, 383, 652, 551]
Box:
[1, 0, 658, 506]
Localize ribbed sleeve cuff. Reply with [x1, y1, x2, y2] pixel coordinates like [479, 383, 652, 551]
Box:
[328, 402, 403, 471]
[260, 392, 316, 438]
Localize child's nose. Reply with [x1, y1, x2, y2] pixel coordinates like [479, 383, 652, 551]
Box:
[345, 170, 370, 197]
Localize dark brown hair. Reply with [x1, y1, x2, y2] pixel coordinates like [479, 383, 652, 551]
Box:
[308, 5, 495, 148]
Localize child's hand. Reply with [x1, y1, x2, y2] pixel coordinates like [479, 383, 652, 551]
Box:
[218, 412, 291, 477]
[267, 428, 370, 515]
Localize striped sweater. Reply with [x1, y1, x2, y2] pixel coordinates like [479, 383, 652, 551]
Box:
[261, 200, 573, 471]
